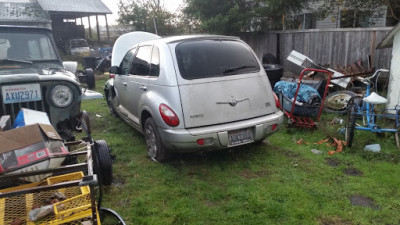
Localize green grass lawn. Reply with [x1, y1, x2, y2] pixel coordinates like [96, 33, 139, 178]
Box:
[84, 75, 400, 225]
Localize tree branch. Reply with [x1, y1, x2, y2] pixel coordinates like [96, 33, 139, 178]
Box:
[386, 0, 400, 22]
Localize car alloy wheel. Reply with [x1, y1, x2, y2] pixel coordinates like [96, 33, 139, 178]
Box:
[144, 118, 170, 162]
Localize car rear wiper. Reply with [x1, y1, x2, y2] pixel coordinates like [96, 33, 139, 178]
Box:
[223, 65, 257, 74]
[0, 59, 33, 65]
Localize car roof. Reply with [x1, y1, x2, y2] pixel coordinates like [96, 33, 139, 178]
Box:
[111, 33, 241, 66]
[156, 35, 240, 44]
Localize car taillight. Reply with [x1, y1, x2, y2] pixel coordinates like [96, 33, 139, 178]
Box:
[273, 93, 281, 109]
[271, 124, 278, 131]
[110, 73, 115, 78]
[196, 138, 214, 146]
[159, 104, 179, 127]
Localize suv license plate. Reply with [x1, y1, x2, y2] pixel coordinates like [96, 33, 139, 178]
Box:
[228, 128, 254, 146]
[2, 84, 42, 104]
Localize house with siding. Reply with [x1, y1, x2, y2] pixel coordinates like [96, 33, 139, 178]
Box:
[377, 23, 400, 113]
[293, 0, 396, 29]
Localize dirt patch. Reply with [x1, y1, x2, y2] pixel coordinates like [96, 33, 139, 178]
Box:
[326, 158, 340, 167]
[319, 216, 353, 225]
[270, 146, 301, 158]
[239, 169, 270, 179]
[349, 194, 380, 210]
[343, 168, 363, 176]
[111, 175, 126, 186]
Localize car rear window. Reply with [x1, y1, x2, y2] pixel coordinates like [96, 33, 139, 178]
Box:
[175, 39, 260, 79]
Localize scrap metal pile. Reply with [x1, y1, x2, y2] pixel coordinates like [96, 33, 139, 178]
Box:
[0, 109, 125, 224]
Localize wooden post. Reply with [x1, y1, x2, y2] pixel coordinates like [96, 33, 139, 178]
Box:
[96, 15, 100, 41]
[105, 14, 110, 41]
[88, 16, 92, 39]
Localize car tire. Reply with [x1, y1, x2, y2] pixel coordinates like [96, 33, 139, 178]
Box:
[85, 68, 95, 90]
[144, 117, 171, 162]
[92, 140, 113, 185]
[106, 90, 119, 118]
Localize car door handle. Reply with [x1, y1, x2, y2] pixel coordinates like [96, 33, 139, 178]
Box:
[122, 81, 127, 86]
[140, 85, 147, 91]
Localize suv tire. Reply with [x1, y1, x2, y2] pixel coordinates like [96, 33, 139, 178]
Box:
[144, 117, 171, 162]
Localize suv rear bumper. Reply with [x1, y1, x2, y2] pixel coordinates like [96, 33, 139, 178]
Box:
[158, 111, 284, 152]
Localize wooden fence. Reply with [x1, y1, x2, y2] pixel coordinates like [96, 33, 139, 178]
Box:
[239, 27, 393, 74]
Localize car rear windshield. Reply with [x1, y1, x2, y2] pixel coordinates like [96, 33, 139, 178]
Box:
[176, 39, 260, 79]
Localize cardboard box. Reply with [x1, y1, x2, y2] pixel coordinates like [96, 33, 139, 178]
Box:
[12, 108, 51, 129]
[0, 123, 69, 182]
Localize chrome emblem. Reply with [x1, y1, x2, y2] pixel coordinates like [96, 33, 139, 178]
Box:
[216, 97, 249, 107]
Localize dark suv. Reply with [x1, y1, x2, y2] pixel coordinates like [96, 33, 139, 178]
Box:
[0, 25, 98, 139]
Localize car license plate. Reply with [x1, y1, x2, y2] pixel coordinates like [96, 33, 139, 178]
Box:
[228, 128, 254, 146]
[2, 84, 42, 104]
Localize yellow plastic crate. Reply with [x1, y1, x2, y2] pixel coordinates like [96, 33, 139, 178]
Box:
[0, 172, 100, 225]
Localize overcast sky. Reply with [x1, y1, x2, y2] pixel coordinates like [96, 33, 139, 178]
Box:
[100, 0, 184, 26]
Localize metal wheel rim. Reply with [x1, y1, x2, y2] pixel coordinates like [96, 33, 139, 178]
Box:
[145, 124, 157, 160]
[326, 93, 353, 110]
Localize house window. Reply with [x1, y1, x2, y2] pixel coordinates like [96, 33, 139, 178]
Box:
[303, 13, 316, 29]
[292, 13, 316, 29]
[340, 10, 371, 28]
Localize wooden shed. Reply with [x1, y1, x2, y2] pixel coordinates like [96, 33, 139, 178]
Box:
[0, 0, 112, 46]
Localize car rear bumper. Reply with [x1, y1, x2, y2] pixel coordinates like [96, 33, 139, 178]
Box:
[158, 111, 284, 152]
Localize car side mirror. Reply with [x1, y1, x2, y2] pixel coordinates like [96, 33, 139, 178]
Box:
[109, 66, 119, 74]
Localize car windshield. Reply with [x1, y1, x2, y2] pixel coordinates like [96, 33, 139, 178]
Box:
[0, 32, 58, 63]
[70, 39, 89, 48]
[175, 39, 260, 79]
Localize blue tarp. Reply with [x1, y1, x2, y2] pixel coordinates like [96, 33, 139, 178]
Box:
[273, 81, 321, 104]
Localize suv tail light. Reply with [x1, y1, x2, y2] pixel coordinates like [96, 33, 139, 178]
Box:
[110, 73, 115, 78]
[273, 93, 281, 109]
[159, 104, 179, 127]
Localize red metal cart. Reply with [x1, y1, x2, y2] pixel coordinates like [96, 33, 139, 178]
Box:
[279, 68, 333, 128]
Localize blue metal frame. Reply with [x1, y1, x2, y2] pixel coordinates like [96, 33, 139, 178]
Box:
[352, 69, 399, 133]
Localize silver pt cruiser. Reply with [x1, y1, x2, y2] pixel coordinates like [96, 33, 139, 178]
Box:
[105, 32, 284, 162]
